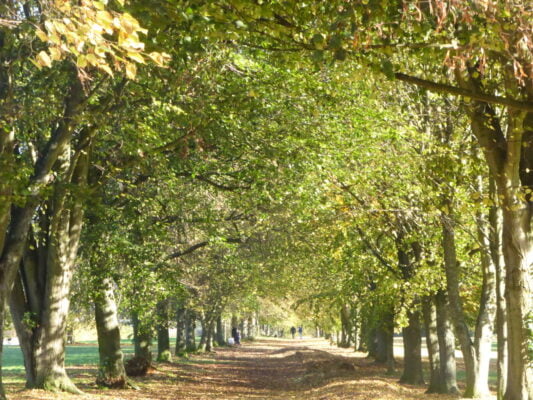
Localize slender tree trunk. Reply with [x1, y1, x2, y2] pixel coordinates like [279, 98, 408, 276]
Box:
[156, 300, 171, 362]
[435, 290, 459, 394]
[185, 310, 196, 352]
[216, 316, 225, 346]
[400, 308, 424, 384]
[199, 317, 207, 350]
[94, 277, 126, 388]
[490, 198, 507, 399]
[246, 316, 253, 338]
[441, 210, 480, 397]
[422, 295, 442, 393]
[175, 307, 185, 355]
[205, 320, 214, 352]
[462, 85, 532, 400]
[473, 201, 498, 397]
[501, 202, 533, 400]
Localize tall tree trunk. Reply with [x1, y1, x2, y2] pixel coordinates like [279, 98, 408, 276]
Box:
[397, 243, 423, 384]
[340, 305, 349, 348]
[400, 308, 424, 384]
[175, 307, 185, 355]
[502, 201, 532, 400]
[473, 201, 498, 397]
[489, 198, 508, 399]
[374, 311, 395, 373]
[156, 300, 171, 362]
[422, 295, 442, 393]
[461, 80, 532, 400]
[9, 139, 89, 393]
[198, 317, 207, 350]
[216, 316, 225, 346]
[204, 320, 214, 352]
[94, 277, 126, 388]
[132, 312, 152, 363]
[184, 310, 196, 352]
[0, 75, 84, 397]
[435, 290, 459, 394]
[441, 210, 480, 397]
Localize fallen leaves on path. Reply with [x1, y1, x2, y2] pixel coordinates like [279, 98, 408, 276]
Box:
[7, 338, 488, 400]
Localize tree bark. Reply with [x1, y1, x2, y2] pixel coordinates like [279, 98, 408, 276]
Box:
[435, 290, 459, 394]
[175, 307, 186, 355]
[422, 295, 442, 393]
[9, 136, 89, 393]
[0, 75, 84, 396]
[94, 277, 127, 388]
[204, 320, 214, 352]
[441, 210, 480, 397]
[156, 300, 171, 362]
[489, 197, 508, 399]
[184, 310, 196, 352]
[400, 308, 424, 384]
[216, 316, 225, 346]
[132, 312, 152, 363]
[473, 202, 498, 397]
[460, 77, 532, 400]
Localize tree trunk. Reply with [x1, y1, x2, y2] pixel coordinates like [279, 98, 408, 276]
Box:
[9, 140, 89, 393]
[185, 310, 196, 352]
[462, 84, 532, 400]
[502, 202, 533, 400]
[132, 312, 152, 363]
[374, 312, 395, 373]
[175, 307, 186, 356]
[400, 308, 424, 384]
[216, 316, 225, 346]
[156, 300, 171, 362]
[422, 295, 442, 393]
[198, 318, 207, 350]
[204, 320, 214, 352]
[490, 198, 507, 399]
[473, 202, 498, 397]
[435, 290, 459, 394]
[441, 210, 480, 397]
[94, 277, 126, 388]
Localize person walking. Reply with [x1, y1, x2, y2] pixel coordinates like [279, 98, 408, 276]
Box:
[290, 326, 296, 339]
[298, 326, 303, 339]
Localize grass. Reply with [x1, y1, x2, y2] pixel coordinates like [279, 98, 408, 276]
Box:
[2, 336, 205, 373]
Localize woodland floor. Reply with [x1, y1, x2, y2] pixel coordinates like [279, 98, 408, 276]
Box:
[6, 338, 495, 400]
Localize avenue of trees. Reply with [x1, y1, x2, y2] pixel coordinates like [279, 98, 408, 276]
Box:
[0, 1, 531, 400]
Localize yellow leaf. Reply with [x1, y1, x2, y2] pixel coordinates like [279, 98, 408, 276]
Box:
[147, 52, 171, 66]
[77, 55, 88, 68]
[93, 1, 106, 10]
[96, 10, 114, 32]
[86, 53, 99, 66]
[99, 63, 114, 77]
[36, 29, 48, 42]
[125, 62, 137, 80]
[127, 51, 145, 64]
[36, 51, 52, 68]
[49, 47, 62, 60]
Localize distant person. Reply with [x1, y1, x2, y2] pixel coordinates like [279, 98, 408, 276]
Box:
[290, 326, 296, 339]
[231, 327, 241, 345]
[298, 326, 303, 339]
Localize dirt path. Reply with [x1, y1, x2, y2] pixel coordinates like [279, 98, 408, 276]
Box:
[10, 338, 481, 400]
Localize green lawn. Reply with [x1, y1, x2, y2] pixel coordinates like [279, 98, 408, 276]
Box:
[3, 342, 136, 373]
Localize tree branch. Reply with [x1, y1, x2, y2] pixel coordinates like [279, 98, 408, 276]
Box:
[395, 73, 533, 112]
